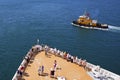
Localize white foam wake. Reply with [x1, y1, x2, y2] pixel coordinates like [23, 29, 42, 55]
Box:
[108, 25, 120, 33]
[108, 25, 120, 30]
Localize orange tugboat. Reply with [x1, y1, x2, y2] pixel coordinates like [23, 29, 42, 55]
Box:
[72, 11, 108, 29]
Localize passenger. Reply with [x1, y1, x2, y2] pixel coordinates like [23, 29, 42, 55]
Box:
[68, 54, 72, 60]
[82, 60, 86, 69]
[60, 52, 64, 58]
[53, 48, 57, 55]
[50, 68, 55, 78]
[80, 59, 83, 66]
[24, 56, 30, 63]
[64, 52, 67, 59]
[26, 56, 30, 63]
[82, 60, 87, 69]
[37, 45, 42, 52]
[78, 58, 82, 66]
[45, 46, 49, 55]
[20, 65, 25, 72]
[44, 45, 48, 49]
[17, 70, 22, 76]
[75, 56, 78, 64]
[67, 53, 70, 61]
[45, 49, 47, 55]
[22, 59, 27, 66]
[27, 52, 31, 59]
[41, 65, 44, 73]
[55, 50, 59, 56]
[66, 53, 69, 59]
[57, 50, 60, 56]
[38, 66, 42, 75]
[49, 48, 52, 53]
[29, 49, 34, 56]
[70, 56, 74, 63]
[54, 50, 57, 56]
[51, 48, 54, 54]
[53, 60, 57, 70]
[49, 48, 53, 54]
[73, 56, 76, 63]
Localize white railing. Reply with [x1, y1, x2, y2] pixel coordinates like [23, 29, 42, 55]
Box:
[86, 62, 120, 80]
[12, 45, 120, 80]
[12, 45, 43, 80]
[12, 58, 27, 80]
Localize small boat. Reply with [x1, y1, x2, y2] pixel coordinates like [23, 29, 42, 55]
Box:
[72, 11, 108, 29]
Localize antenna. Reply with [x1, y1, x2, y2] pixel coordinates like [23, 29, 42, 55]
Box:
[84, 8, 87, 15]
[85, 9, 86, 15]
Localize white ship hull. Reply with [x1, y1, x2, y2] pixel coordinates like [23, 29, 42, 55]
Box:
[12, 44, 120, 80]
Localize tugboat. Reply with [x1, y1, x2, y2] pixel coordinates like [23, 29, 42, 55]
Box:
[72, 11, 108, 29]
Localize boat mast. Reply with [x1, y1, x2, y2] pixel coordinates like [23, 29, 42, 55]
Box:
[84, 9, 87, 16]
[84, 9, 90, 18]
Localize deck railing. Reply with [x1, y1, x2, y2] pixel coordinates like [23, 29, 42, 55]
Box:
[12, 45, 120, 80]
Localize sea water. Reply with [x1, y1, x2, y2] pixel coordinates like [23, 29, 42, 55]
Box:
[0, 0, 120, 79]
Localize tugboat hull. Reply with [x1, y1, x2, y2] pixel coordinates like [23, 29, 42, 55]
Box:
[72, 21, 108, 29]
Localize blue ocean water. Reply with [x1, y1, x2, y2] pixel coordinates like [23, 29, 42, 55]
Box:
[0, 0, 120, 79]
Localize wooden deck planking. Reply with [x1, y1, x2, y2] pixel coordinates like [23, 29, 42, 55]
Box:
[22, 51, 93, 80]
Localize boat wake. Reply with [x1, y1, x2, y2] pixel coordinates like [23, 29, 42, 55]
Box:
[108, 25, 120, 33]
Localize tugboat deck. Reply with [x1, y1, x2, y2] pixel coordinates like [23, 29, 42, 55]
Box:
[22, 51, 92, 80]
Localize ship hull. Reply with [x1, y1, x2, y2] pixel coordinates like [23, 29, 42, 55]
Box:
[72, 21, 108, 29]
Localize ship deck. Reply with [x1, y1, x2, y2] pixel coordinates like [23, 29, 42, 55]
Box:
[22, 51, 93, 80]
